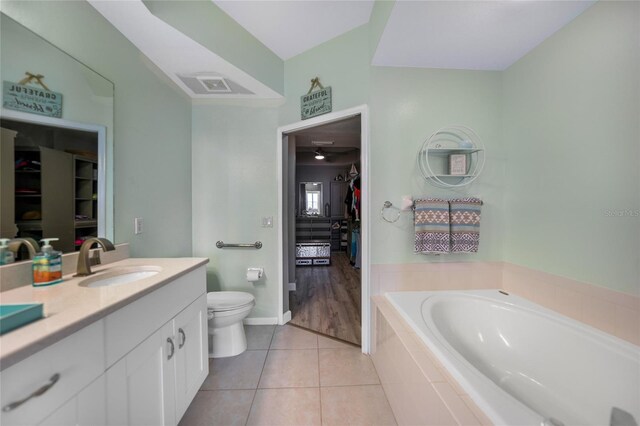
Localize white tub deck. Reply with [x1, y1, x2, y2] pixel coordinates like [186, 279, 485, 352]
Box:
[385, 290, 640, 426]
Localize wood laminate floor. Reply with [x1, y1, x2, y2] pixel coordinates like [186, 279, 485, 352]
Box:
[289, 252, 361, 345]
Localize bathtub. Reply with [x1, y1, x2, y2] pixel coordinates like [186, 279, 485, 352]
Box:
[385, 290, 640, 426]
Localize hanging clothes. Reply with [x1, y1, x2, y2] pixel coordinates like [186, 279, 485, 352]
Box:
[354, 228, 362, 269]
[344, 175, 361, 221]
[342, 170, 362, 265]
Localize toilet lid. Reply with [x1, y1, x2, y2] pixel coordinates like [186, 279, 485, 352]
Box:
[207, 291, 255, 312]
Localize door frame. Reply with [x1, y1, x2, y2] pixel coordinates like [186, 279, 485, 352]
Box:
[276, 104, 371, 353]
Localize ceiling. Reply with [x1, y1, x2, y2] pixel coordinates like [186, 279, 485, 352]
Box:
[374, 1, 596, 70]
[89, 0, 595, 99]
[213, 1, 375, 60]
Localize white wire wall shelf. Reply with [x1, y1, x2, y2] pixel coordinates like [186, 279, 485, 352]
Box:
[417, 125, 485, 188]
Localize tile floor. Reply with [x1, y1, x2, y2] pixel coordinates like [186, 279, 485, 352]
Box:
[179, 325, 397, 426]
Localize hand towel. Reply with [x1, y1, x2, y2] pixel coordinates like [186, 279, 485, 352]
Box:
[414, 198, 450, 254]
[449, 198, 482, 253]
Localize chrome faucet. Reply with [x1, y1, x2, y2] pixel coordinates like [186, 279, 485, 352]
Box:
[75, 238, 115, 276]
[8, 238, 40, 259]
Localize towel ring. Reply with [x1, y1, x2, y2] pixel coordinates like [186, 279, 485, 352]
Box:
[381, 201, 401, 223]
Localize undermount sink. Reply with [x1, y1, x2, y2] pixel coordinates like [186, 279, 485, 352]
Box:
[79, 266, 162, 288]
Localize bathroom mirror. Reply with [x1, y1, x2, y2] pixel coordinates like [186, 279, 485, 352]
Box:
[0, 12, 114, 257]
[299, 182, 323, 216]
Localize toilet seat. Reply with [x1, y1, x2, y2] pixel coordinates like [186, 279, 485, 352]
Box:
[207, 291, 255, 312]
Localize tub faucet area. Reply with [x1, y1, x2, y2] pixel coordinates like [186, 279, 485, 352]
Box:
[75, 238, 115, 276]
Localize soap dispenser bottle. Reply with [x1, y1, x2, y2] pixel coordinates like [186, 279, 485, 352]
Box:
[0, 239, 15, 265]
[33, 238, 63, 287]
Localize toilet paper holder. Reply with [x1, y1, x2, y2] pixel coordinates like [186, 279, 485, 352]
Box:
[246, 268, 264, 282]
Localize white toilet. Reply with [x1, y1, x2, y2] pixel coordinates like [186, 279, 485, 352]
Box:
[207, 291, 255, 358]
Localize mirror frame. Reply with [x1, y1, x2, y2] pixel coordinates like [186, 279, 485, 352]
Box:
[1, 108, 112, 242]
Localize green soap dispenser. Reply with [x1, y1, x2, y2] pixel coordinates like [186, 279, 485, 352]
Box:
[33, 238, 63, 287]
[0, 239, 15, 265]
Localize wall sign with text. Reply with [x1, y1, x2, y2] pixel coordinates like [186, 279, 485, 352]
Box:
[301, 78, 332, 120]
[3, 81, 63, 118]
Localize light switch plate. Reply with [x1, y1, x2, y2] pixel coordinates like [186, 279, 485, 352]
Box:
[134, 217, 144, 234]
[261, 217, 273, 228]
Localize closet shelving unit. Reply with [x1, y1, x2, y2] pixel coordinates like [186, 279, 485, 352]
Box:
[418, 126, 485, 188]
[73, 155, 98, 249]
[13, 146, 75, 252]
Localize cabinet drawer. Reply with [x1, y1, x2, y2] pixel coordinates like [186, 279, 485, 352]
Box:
[0, 320, 105, 426]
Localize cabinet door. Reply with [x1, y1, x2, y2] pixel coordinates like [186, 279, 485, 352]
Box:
[330, 182, 347, 218]
[174, 294, 208, 420]
[77, 375, 107, 426]
[106, 322, 177, 426]
[37, 396, 76, 426]
[38, 375, 106, 426]
[40, 146, 74, 252]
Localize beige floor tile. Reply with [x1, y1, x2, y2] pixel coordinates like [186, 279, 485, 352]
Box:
[319, 348, 380, 387]
[247, 388, 321, 426]
[318, 335, 358, 349]
[321, 385, 397, 426]
[245, 325, 276, 350]
[201, 350, 267, 390]
[259, 349, 319, 388]
[270, 325, 318, 349]
[179, 390, 254, 426]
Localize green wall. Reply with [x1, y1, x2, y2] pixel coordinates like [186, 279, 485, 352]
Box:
[281, 25, 370, 125]
[5, 0, 635, 323]
[502, 1, 640, 296]
[282, 24, 505, 265]
[1, 0, 193, 257]
[194, 1, 639, 320]
[370, 66, 504, 264]
[191, 105, 279, 318]
[193, 20, 506, 318]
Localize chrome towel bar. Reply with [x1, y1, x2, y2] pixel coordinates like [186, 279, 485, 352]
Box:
[216, 241, 263, 249]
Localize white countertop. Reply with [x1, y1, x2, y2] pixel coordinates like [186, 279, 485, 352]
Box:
[0, 257, 209, 370]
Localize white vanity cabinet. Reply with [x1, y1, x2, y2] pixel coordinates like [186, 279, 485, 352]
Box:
[39, 375, 107, 426]
[0, 320, 106, 426]
[0, 263, 208, 426]
[104, 266, 208, 426]
[105, 293, 208, 426]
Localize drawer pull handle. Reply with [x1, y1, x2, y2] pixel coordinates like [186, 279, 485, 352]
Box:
[178, 328, 186, 349]
[2, 373, 60, 412]
[167, 337, 175, 360]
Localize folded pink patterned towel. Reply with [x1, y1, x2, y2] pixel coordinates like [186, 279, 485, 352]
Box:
[449, 198, 482, 253]
[414, 198, 450, 254]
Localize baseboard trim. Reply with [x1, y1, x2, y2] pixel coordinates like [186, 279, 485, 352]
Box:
[283, 310, 291, 324]
[244, 317, 278, 325]
[288, 282, 296, 291]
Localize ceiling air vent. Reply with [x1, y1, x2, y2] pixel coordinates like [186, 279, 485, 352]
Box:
[196, 76, 231, 93]
[177, 74, 254, 96]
